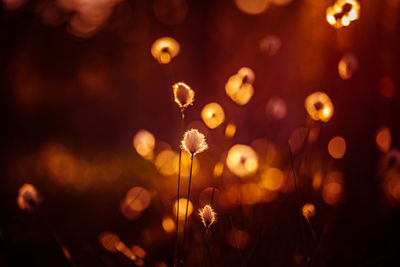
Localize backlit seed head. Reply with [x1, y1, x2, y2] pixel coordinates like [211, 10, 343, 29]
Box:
[198, 204, 217, 228]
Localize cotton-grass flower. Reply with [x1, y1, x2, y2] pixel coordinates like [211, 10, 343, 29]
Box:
[301, 203, 317, 241]
[198, 204, 217, 229]
[172, 81, 195, 265]
[181, 129, 208, 156]
[173, 82, 195, 111]
[180, 129, 208, 264]
[17, 183, 40, 213]
[302, 203, 316, 219]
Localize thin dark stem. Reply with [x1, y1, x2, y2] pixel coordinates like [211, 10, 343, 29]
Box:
[38, 211, 75, 267]
[210, 186, 216, 204]
[174, 111, 184, 267]
[182, 153, 194, 265]
[288, 141, 306, 264]
[288, 142, 300, 206]
[306, 217, 317, 242]
[204, 230, 214, 267]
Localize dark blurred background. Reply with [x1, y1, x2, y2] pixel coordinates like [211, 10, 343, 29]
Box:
[0, 0, 400, 266]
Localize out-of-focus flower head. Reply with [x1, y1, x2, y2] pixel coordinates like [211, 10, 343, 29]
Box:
[304, 91, 334, 122]
[173, 82, 195, 111]
[198, 204, 217, 229]
[302, 203, 316, 219]
[17, 183, 40, 213]
[225, 67, 255, 106]
[151, 37, 180, 64]
[201, 102, 225, 129]
[326, 0, 360, 29]
[181, 129, 208, 156]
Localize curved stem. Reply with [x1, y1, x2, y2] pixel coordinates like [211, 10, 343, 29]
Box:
[182, 153, 194, 265]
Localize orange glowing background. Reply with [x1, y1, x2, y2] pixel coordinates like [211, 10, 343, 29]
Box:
[1, 0, 399, 266]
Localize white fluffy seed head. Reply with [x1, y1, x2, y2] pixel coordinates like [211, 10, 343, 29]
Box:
[181, 129, 208, 156]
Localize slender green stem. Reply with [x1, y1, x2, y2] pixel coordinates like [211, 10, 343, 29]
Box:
[174, 111, 184, 267]
[182, 153, 194, 265]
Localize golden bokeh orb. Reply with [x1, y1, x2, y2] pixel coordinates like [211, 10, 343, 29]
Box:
[338, 53, 358, 80]
[234, 0, 269, 15]
[305, 91, 334, 122]
[201, 102, 225, 129]
[226, 144, 259, 177]
[225, 123, 237, 138]
[326, 0, 360, 29]
[375, 126, 391, 152]
[151, 37, 180, 64]
[161, 216, 175, 233]
[328, 136, 346, 159]
[260, 167, 285, 191]
[173, 198, 193, 220]
[133, 130, 156, 160]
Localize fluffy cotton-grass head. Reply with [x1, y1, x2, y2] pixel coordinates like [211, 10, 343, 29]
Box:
[17, 184, 40, 213]
[181, 129, 208, 156]
[302, 203, 316, 219]
[173, 82, 195, 110]
[198, 204, 217, 229]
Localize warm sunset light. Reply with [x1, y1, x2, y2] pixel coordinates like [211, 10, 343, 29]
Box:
[2, 1, 397, 266]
